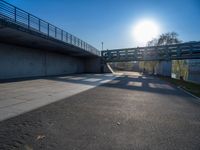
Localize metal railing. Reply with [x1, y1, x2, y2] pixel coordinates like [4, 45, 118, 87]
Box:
[102, 42, 200, 62]
[0, 0, 100, 56]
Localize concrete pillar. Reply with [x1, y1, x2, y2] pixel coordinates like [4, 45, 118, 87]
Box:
[155, 60, 172, 77]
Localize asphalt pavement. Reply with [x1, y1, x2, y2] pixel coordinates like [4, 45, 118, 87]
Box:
[0, 72, 200, 150]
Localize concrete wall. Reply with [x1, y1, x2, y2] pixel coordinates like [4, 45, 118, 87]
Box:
[171, 59, 200, 84]
[0, 43, 86, 79]
[188, 59, 200, 84]
[155, 61, 172, 77]
[46, 52, 84, 75]
[84, 57, 101, 73]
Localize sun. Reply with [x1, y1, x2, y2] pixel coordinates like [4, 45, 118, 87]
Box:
[133, 19, 160, 45]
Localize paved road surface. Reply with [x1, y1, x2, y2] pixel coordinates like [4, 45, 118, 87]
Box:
[0, 74, 116, 121]
[0, 72, 200, 150]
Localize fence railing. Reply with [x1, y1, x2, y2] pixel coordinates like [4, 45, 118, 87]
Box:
[0, 0, 100, 56]
[102, 42, 200, 62]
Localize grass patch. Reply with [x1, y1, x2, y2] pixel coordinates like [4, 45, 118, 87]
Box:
[160, 76, 200, 98]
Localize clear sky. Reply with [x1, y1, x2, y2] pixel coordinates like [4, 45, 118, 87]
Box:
[5, 0, 200, 50]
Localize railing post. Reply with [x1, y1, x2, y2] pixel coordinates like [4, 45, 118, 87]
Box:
[177, 46, 181, 58]
[39, 19, 41, 31]
[61, 30, 63, 41]
[47, 24, 49, 36]
[165, 46, 170, 60]
[74, 38, 76, 46]
[70, 35, 72, 44]
[78, 39, 80, 47]
[55, 27, 57, 38]
[14, 7, 17, 22]
[66, 32, 68, 43]
[28, 13, 30, 29]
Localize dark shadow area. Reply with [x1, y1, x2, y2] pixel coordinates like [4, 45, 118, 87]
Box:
[101, 74, 192, 98]
[0, 72, 193, 98]
[45, 72, 192, 97]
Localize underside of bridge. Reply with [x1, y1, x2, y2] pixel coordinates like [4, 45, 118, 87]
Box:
[0, 1, 102, 80]
[1, 0, 200, 80]
[0, 24, 103, 79]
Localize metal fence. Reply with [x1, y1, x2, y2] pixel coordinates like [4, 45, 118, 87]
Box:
[102, 42, 200, 62]
[0, 0, 100, 56]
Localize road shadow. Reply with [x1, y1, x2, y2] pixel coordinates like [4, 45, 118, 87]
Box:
[46, 72, 191, 97]
[0, 72, 192, 98]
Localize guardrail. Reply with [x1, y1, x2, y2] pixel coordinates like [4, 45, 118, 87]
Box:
[0, 0, 100, 56]
[102, 42, 200, 62]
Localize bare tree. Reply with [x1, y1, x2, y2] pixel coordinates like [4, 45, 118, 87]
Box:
[148, 32, 181, 46]
[142, 32, 182, 75]
[157, 32, 181, 45]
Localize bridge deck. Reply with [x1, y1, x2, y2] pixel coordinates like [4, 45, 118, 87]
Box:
[0, 0, 100, 57]
[102, 42, 200, 62]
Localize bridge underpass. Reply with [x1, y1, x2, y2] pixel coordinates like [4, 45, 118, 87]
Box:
[1, 0, 200, 79]
[0, 0, 101, 79]
[0, 1, 200, 149]
[101, 41, 200, 77]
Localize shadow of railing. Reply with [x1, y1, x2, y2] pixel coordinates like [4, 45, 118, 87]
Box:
[46, 73, 190, 97]
[0, 72, 192, 98]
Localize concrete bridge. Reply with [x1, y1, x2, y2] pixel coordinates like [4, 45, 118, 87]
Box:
[0, 0, 102, 79]
[102, 42, 200, 62]
[1, 2, 200, 149]
[1, 0, 200, 80]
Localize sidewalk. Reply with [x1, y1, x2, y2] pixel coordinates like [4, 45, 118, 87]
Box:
[0, 74, 116, 121]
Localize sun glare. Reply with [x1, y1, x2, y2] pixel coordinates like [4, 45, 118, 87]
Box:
[133, 19, 160, 45]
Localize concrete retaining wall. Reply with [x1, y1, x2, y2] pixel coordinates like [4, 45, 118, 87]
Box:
[155, 61, 172, 77]
[0, 43, 86, 79]
[84, 57, 101, 73]
[188, 59, 200, 84]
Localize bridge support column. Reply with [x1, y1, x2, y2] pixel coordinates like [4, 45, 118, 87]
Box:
[155, 60, 172, 77]
[100, 61, 113, 73]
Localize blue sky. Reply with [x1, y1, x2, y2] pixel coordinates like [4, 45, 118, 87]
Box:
[5, 0, 200, 50]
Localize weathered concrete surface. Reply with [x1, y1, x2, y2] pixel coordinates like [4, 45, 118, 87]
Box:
[84, 57, 101, 73]
[0, 72, 200, 150]
[0, 43, 102, 79]
[0, 73, 116, 121]
[187, 59, 200, 84]
[155, 61, 172, 76]
[46, 52, 84, 75]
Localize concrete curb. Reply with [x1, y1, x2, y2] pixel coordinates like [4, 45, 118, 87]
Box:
[177, 86, 200, 104]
